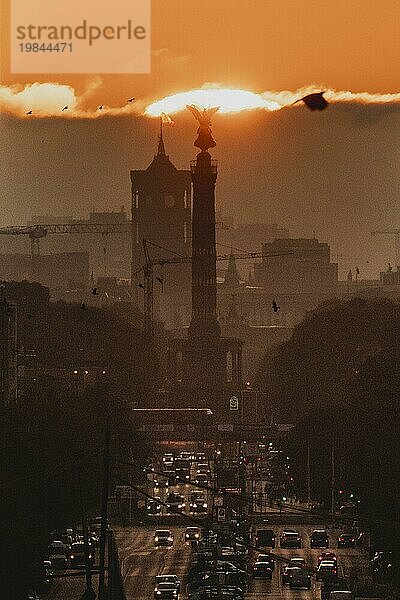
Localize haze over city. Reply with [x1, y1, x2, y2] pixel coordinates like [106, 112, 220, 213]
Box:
[1, 2, 399, 599]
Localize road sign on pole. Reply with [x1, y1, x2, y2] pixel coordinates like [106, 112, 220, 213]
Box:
[213, 495, 224, 507]
[217, 507, 226, 522]
[229, 395, 239, 411]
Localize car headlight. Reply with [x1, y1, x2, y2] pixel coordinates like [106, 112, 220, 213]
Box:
[178, 504, 185, 509]
[156, 591, 162, 595]
[203, 503, 207, 508]
[70, 555, 74, 559]
[168, 537, 173, 541]
[195, 533, 199, 538]
[154, 537, 159, 542]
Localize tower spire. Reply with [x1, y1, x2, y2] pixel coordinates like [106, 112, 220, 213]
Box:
[157, 116, 166, 156]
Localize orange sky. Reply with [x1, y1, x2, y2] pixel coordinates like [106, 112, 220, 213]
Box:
[1, 0, 400, 105]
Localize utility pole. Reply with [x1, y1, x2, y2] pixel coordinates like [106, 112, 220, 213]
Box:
[307, 443, 311, 507]
[78, 460, 96, 599]
[98, 430, 110, 600]
[331, 442, 335, 519]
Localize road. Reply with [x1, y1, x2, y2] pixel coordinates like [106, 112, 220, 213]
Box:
[115, 523, 371, 600]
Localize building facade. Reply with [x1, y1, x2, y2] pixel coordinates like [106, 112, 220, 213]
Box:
[0, 295, 17, 406]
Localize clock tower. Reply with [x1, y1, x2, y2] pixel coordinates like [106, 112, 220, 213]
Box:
[131, 125, 192, 305]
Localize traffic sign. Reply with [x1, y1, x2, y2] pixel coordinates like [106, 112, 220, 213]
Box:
[229, 395, 239, 411]
[213, 495, 224, 507]
[217, 507, 226, 522]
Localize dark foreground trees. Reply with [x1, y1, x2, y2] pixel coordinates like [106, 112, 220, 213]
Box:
[0, 301, 152, 599]
[256, 297, 400, 529]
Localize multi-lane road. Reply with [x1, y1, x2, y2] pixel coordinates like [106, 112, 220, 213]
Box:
[115, 523, 371, 600]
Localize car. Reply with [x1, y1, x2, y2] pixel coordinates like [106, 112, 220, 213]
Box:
[281, 558, 306, 584]
[163, 453, 174, 463]
[147, 498, 162, 515]
[257, 554, 275, 570]
[196, 463, 210, 474]
[252, 560, 273, 579]
[165, 493, 185, 513]
[255, 528, 275, 549]
[289, 567, 312, 589]
[321, 578, 351, 600]
[329, 592, 353, 600]
[154, 530, 174, 547]
[163, 470, 178, 486]
[175, 467, 190, 482]
[153, 581, 179, 599]
[194, 473, 209, 486]
[47, 541, 68, 570]
[317, 560, 338, 581]
[155, 575, 180, 593]
[280, 530, 302, 548]
[337, 533, 356, 548]
[191, 491, 205, 502]
[69, 542, 94, 566]
[174, 458, 191, 470]
[154, 474, 169, 487]
[189, 496, 208, 514]
[176, 451, 194, 463]
[196, 452, 207, 462]
[311, 529, 329, 548]
[319, 552, 337, 565]
[185, 526, 202, 541]
[289, 556, 306, 568]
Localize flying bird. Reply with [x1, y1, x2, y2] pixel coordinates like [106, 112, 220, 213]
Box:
[294, 91, 328, 111]
[138, 283, 145, 289]
[26, 110, 32, 115]
[98, 105, 103, 110]
[272, 299, 280, 313]
[62, 106, 68, 111]
[127, 98, 135, 103]
[91, 287, 99, 295]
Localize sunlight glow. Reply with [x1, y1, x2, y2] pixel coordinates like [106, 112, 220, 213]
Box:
[145, 87, 281, 116]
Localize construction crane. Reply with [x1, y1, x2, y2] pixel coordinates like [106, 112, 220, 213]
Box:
[0, 222, 131, 258]
[136, 239, 293, 339]
[371, 229, 400, 267]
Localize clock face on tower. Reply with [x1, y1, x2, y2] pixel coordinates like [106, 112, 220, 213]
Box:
[164, 194, 175, 208]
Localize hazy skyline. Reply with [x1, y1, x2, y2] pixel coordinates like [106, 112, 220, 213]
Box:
[1, 0, 400, 279]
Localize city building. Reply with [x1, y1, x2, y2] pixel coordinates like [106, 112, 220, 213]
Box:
[254, 237, 338, 293]
[0, 294, 17, 406]
[130, 125, 192, 311]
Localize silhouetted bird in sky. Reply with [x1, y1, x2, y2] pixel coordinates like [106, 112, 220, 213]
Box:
[272, 299, 280, 312]
[62, 106, 68, 111]
[127, 98, 135, 103]
[26, 110, 32, 115]
[356, 266, 360, 275]
[294, 91, 328, 111]
[98, 105, 103, 110]
[91, 287, 99, 295]
[138, 283, 144, 289]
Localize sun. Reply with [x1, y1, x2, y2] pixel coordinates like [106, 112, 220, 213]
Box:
[145, 87, 281, 116]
